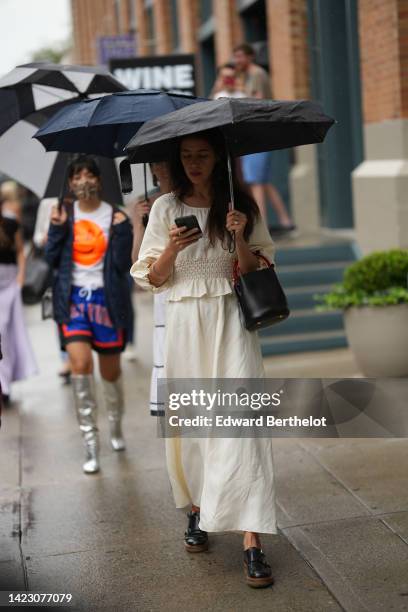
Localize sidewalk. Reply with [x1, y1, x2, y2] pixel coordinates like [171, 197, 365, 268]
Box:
[1, 292, 407, 611]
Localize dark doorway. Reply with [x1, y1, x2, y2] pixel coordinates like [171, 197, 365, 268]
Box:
[240, 0, 267, 47]
[200, 35, 216, 97]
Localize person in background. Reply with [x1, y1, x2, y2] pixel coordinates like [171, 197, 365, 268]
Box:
[45, 155, 133, 475]
[0, 181, 22, 222]
[131, 161, 172, 416]
[212, 63, 245, 100]
[0, 198, 37, 404]
[33, 197, 72, 383]
[33, 197, 58, 249]
[233, 43, 294, 229]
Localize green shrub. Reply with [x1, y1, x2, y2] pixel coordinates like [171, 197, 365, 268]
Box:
[343, 249, 408, 293]
[315, 249, 408, 310]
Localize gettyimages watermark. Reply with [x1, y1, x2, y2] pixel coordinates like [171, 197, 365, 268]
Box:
[157, 378, 408, 438]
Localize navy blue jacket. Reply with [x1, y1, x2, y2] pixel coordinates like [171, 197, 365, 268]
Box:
[45, 204, 133, 336]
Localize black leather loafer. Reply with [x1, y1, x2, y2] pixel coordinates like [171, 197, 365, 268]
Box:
[243, 547, 274, 588]
[184, 511, 209, 553]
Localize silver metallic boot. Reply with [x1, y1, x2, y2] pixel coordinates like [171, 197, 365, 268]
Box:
[101, 375, 126, 451]
[71, 374, 100, 474]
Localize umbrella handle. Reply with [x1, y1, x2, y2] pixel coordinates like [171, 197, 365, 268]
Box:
[58, 156, 72, 211]
[120, 158, 133, 194]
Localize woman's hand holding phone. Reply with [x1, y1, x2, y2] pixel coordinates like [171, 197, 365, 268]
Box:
[168, 224, 202, 254]
[149, 222, 201, 286]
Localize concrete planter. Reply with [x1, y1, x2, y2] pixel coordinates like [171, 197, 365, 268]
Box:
[344, 304, 408, 376]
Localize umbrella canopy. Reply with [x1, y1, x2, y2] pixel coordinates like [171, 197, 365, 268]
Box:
[33, 90, 207, 158]
[0, 62, 126, 137]
[0, 114, 123, 205]
[125, 97, 335, 163]
[0, 62, 126, 203]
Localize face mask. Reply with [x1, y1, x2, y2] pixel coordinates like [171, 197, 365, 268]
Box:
[72, 180, 99, 200]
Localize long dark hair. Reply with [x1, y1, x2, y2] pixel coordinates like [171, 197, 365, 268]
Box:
[169, 129, 259, 251]
[67, 154, 101, 180]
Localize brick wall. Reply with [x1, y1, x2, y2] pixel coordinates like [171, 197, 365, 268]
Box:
[399, 0, 408, 118]
[153, 0, 172, 54]
[266, 0, 310, 99]
[71, 0, 116, 64]
[135, 0, 149, 56]
[213, 0, 243, 66]
[177, 0, 199, 54]
[359, 0, 408, 122]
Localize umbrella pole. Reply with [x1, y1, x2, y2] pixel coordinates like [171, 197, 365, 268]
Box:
[58, 155, 71, 211]
[226, 150, 236, 253]
[227, 152, 235, 211]
[143, 163, 148, 201]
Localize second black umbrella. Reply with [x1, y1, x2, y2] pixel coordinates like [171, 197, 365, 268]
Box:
[125, 97, 335, 163]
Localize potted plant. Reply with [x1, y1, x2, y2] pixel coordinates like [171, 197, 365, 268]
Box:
[315, 249, 408, 376]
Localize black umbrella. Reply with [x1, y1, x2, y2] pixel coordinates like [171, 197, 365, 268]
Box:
[126, 98, 335, 161]
[0, 62, 126, 137]
[33, 90, 206, 157]
[124, 97, 334, 209]
[33, 89, 207, 198]
[0, 62, 126, 204]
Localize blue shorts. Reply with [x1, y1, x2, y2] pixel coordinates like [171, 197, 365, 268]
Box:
[59, 286, 125, 354]
[241, 151, 272, 184]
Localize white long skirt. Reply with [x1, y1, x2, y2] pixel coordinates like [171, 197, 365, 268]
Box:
[164, 293, 277, 534]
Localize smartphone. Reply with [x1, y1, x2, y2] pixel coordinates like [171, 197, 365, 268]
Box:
[174, 215, 202, 234]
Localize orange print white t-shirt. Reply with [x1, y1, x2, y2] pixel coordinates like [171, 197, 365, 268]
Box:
[71, 201, 112, 289]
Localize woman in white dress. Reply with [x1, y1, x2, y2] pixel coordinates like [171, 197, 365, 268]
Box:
[131, 129, 277, 588]
[131, 162, 172, 416]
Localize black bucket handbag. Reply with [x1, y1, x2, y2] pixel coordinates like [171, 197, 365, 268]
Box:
[22, 246, 52, 305]
[233, 253, 290, 331]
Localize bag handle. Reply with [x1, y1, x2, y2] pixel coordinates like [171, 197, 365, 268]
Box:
[233, 251, 273, 284]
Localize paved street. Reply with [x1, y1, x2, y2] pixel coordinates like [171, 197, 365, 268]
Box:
[1, 291, 408, 612]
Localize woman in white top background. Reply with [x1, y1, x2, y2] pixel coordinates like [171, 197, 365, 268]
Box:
[131, 129, 277, 588]
[131, 162, 172, 416]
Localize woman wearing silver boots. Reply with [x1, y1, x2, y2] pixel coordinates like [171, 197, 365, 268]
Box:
[45, 155, 133, 474]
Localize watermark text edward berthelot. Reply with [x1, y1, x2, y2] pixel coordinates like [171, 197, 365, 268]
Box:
[158, 378, 408, 438]
[168, 414, 327, 428]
